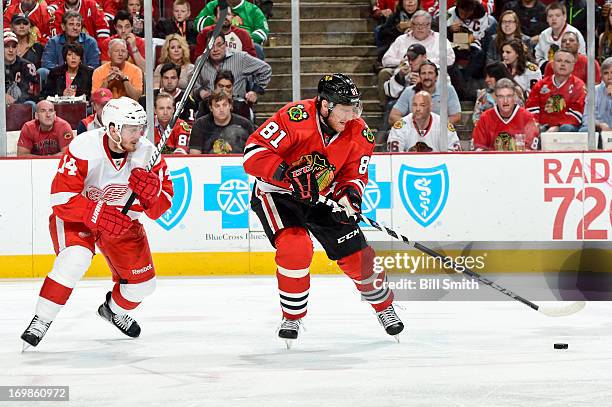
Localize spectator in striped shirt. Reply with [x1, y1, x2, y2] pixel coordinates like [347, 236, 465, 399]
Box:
[194, 32, 271, 108]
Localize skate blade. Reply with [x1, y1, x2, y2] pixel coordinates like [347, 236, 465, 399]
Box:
[393, 335, 400, 344]
[21, 341, 31, 353]
[284, 338, 294, 349]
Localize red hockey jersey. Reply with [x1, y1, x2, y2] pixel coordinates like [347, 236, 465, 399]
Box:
[243, 98, 376, 199]
[3, 0, 53, 44]
[525, 74, 586, 127]
[48, 0, 110, 46]
[154, 118, 191, 154]
[50, 128, 173, 223]
[472, 105, 540, 151]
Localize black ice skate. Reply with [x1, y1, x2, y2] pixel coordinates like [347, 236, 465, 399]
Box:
[20, 315, 52, 351]
[97, 292, 141, 338]
[376, 305, 404, 342]
[278, 317, 302, 349]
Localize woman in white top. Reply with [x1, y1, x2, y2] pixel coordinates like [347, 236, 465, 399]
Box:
[153, 34, 195, 90]
[501, 38, 541, 97]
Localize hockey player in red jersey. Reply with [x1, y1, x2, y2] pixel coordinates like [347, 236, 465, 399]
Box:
[243, 73, 404, 346]
[20, 97, 173, 350]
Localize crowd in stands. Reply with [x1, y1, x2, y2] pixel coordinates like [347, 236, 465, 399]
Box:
[5, 0, 612, 156]
[373, 0, 612, 151]
[4, 0, 271, 156]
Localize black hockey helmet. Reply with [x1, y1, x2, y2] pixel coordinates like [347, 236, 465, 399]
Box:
[317, 73, 361, 107]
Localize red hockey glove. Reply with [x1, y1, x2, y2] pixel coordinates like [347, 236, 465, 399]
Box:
[331, 187, 362, 224]
[129, 168, 161, 205]
[83, 200, 132, 238]
[285, 161, 319, 205]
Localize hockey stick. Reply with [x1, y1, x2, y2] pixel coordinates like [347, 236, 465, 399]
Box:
[318, 195, 585, 317]
[122, 0, 229, 214]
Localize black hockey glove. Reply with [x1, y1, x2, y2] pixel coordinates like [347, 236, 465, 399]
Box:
[285, 161, 319, 205]
[331, 187, 362, 224]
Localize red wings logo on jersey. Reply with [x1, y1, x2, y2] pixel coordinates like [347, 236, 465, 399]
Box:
[85, 184, 130, 203]
[292, 151, 336, 192]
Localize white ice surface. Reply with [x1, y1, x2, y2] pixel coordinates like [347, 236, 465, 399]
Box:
[1, 276, 611, 407]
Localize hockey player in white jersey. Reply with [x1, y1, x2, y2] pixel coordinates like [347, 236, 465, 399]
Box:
[387, 91, 461, 152]
[20, 97, 174, 350]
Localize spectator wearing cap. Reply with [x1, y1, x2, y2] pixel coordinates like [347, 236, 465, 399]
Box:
[4, 31, 39, 108]
[42, 42, 93, 100]
[77, 87, 112, 134]
[11, 14, 44, 69]
[3, 0, 53, 45]
[17, 100, 73, 156]
[384, 43, 428, 99]
[389, 61, 462, 125]
[92, 38, 143, 100]
[41, 11, 101, 72]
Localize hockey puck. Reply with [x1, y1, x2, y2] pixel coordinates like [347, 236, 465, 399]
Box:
[554, 343, 568, 349]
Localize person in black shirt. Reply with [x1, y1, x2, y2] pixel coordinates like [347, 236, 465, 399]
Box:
[503, 0, 548, 40]
[189, 90, 254, 154]
[11, 14, 44, 69]
[153, 0, 198, 45]
[4, 31, 39, 106]
[42, 43, 93, 100]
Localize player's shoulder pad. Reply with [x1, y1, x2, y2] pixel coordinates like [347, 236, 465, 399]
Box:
[283, 99, 314, 123]
[67, 128, 105, 160]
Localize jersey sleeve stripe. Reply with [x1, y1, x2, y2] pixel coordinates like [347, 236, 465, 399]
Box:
[243, 144, 267, 163]
[567, 109, 582, 122]
[50, 192, 79, 207]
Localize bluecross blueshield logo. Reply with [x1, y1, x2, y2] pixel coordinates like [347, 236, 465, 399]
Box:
[361, 164, 391, 224]
[156, 167, 192, 231]
[203, 166, 250, 229]
[398, 164, 449, 227]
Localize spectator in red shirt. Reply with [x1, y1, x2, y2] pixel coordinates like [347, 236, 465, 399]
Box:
[17, 100, 73, 156]
[544, 31, 601, 84]
[3, 0, 53, 45]
[99, 10, 145, 71]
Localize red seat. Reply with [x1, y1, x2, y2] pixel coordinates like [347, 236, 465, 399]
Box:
[53, 102, 88, 130]
[6, 104, 33, 131]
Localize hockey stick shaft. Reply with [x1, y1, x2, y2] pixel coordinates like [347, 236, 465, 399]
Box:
[318, 195, 584, 317]
[122, 0, 229, 215]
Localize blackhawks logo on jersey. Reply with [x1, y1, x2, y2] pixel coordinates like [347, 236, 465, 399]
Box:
[287, 104, 309, 122]
[544, 94, 566, 114]
[362, 126, 375, 143]
[292, 151, 336, 191]
[494, 132, 515, 151]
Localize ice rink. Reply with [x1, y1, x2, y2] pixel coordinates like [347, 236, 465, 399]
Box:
[1, 276, 611, 407]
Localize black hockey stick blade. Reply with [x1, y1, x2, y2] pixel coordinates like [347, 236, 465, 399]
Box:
[317, 195, 585, 317]
[122, 0, 230, 214]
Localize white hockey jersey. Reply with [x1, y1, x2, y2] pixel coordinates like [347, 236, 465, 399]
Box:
[446, 5, 489, 49]
[513, 62, 542, 96]
[50, 128, 173, 223]
[534, 24, 586, 67]
[387, 112, 461, 152]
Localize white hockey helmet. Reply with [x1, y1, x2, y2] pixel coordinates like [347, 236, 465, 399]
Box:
[102, 96, 147, 135]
